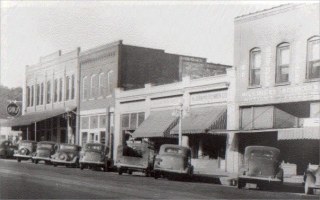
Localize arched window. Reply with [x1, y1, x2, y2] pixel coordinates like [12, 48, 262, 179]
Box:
[276, 43, 290, 83]
[307, 36, 320, 79]
[107, 70, 114, 95]
[82, 76, 88, 100]
[65, 76, 70, 100]
[99, 73, 107, 97]
[249, 48, 261, 86]
[26, 86, 30, 107]
[90, 74, 98, 98]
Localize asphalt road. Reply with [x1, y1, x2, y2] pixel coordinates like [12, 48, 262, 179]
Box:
[0, 159, 318, 199]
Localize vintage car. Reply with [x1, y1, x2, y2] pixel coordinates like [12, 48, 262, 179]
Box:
[51, 143, 81, 167]
[304, 163, 320, 195]
[32, 141, 57, 164]
[79, 143, 111, 171]
[116, 142, 155, 176]
[237, 146, 283, 189]
[153, 144, 193, 179]
[0, 140, 17, 159]
[14, 140, 37, 162]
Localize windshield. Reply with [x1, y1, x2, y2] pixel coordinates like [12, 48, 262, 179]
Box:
[20, 142, 33, 147]
[250, 150, 275, 160]
[164, 147, 183, 154]
[85, 144, 103, 151]
[60, 144, 77, 150]
[38, 143, 54, 149]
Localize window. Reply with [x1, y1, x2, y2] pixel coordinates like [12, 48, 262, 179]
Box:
[40, 83, 44, 105]
[46, 81, 51, 104]
[65, 76, 70, 100]
[82, 76, 88, 100]
[81, 117, 89, 129]
[138, 112, 145, 126]
[90, 116, 98, 129]
[90, 74, 98, 98]
[36, 84, 40, 105]
[121, 114, 130, 129]
[59, 78, 63, 101]
[249, 48, 261, 86]
[26, 86, 30, 107]
[99, 115, 107, 128]
[276, 43, 290, 83]
[54, 79, 58, 102]
[107, 70, 114, 95]
[307, 36, 320, 79]
[99, 73, 107, 97]
[71, 74, 75, 99]
[121, 112, 145, 130]
[81, 132, 88, 146]
[30, 85, 34, 106]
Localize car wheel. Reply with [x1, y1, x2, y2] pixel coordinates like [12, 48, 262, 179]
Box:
[128, 170, 132, 175]
[53, 163, 57, 167]
[154, 171, 159, 179]
[276, 168, 284, 184]
[34, 160, 38, 164]
[237, 179, 246, 189]
[305, 174, 315, 195]
[17, 158, 21, 163]
[118, 168, 123, 175]
[80, 164, 84, 170]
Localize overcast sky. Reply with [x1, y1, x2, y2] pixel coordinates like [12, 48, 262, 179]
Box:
[1, 1, 299, 88]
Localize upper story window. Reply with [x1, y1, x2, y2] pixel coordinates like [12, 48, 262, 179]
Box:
[249, 48, 261, 86]
[65, 76, 70, 101]
[71, 74, 75, 99]
[40, 83, 44, 105]
[99, 73, 107, 97]
[54, 79, 58, 102]
[36, 84, 40, 105]
[307, 36, 320, 80]
[82, 76, 88, 100]
[59, 78, 63, 102]
[90, 74, 98, 98]
[46, 81, 51, 104]
[30, 85, 34, 107]
[107, 70, 114, 95]
[26, 86, 30, 107]
[276, 43, 290, 84]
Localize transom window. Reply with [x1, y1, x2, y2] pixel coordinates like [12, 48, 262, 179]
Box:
[307, 36, 320, 80]
[249, 48, 261, 86]
[276, 43, 290, 83]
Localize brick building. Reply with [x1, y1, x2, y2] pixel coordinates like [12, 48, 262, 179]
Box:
[227, 4, 320, 175]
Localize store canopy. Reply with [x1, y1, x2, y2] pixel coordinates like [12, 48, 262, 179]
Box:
[171, 106, 227, 135]
[1, 107, 76, 127]
[277, 127, 320, 140]
[132, 110, 179, 138]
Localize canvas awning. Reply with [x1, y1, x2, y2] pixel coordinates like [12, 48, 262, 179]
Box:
[132, 110, 179, 138]
[277, 127, 320, 140]
[171, 106, 227, 135]
[1, 107, 76, 127]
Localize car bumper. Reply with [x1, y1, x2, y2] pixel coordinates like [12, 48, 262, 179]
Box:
[238, 175, 282, 183]
[80, 160, 105, 166]
[51, 159, 77, 164]
[32, 156, 51, 161]
[117, 163, 148, 170]
[154, 167, 189, 174]
[14, 154, 33, 159]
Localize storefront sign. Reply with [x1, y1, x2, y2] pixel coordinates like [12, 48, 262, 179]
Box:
[7, 102, 20, 117]
[190, 91, 227, 105]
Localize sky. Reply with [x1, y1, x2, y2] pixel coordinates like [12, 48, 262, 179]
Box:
[0, 1, 299, 88]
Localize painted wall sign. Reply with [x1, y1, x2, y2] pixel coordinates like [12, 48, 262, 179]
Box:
[7, 102, 20, 117]
[190, 91, 227, 105]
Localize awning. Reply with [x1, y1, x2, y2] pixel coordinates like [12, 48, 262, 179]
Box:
[277, 127, 320, 140]
[171, 106, 227, 135]
[1, 107, 76, 127]
[132, 110, 179, 138]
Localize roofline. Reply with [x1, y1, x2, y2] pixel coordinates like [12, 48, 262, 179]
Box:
[79, 40, 123, 56]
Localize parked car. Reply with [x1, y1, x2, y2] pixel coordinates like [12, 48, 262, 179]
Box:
[0, 140, 17, 159]
[304, 163, 320, 195]
[32, 141, 57, 164]
[237, 146, 283, 189]
[14, 140, 37, 162]
[153, 144, 193, 179]
[116, 142, 155, 176]
[51, 143, 81, 168]
[79, 143, 111, 171]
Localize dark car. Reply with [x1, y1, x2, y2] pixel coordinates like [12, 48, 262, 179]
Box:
[79, 143, 111, 171]
[237, 146, 283, 190]
[153, 144, 193, 179]
[0, 140, 17, 159]
[304, 164, 320, 195]
[116, 142, 155, 176]
[32, 141, 57, 164]
[14, 140, 37, 162]
[51, 143, 81, 167]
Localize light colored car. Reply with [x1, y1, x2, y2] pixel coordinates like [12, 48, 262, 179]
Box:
[304, 164, 320, 195]
[79, 143, 111, 171]
[153, 144, 193, 179]
[0, 140, 17, 159]
[14, 140, 37, 162]
[237, 146, 283, 190]
[32, 141, 57, 164]
[51, 143, 81, 167]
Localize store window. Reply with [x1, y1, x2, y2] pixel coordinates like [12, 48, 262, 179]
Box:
[121, 114, 130, 129]
[249, 48, 261, 86]
[99, 115, 107, 128]
[81, 116, 89, 129]
[90, 116, 98, 129]
[307, 36, 320, 79]
[100, 131, 106, 144]
[82, 132, 88, 146]
[276, 43, 290, 83]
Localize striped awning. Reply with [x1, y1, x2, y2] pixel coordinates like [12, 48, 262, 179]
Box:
[277, 127, 320, 140]
[171, 106, 227, 135]
[132, 110, 179, 138]
[1, 107, 76, 127]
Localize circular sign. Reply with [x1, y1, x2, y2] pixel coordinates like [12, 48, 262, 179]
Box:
[7, 102, 20, 117]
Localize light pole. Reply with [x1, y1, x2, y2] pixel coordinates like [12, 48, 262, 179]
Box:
[65, 107, 77, 144]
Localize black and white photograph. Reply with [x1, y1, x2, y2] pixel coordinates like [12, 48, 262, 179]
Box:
[0, 0, 319, 199]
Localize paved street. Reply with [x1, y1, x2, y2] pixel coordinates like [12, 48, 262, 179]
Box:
[0, 159, 318, 199]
